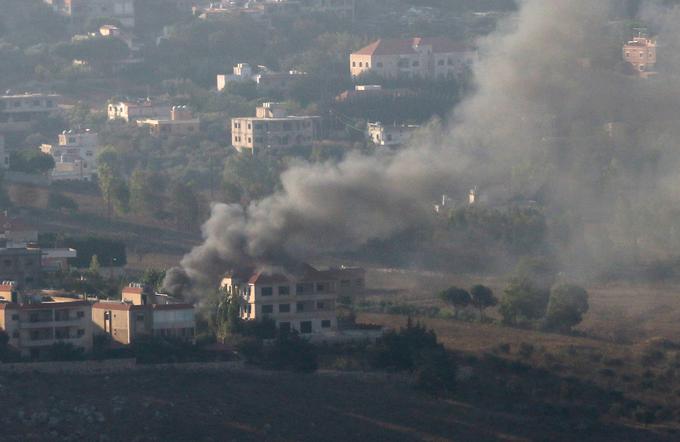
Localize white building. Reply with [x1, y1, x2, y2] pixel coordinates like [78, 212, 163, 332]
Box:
[41, 130, 99, 181]
[217, 63, 308, 92]
[367, 122, 419, 147]
[107, 100, 171, 123]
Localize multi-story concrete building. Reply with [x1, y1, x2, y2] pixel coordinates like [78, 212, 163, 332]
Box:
[137, 106, 200, 137]
[41, 129, 99, 181]
[367, 121, 419, 148]
[107, 100, 171, 123]
[623, 34, 657, 78]
[0, 247, 43, 288]
[350, 37, 476, 80]
[0, 294, 93, 359]
[0, 93, 61, 134]
[92, 284, 196, 345]
[220, 264, 365, 335]
[231, 102, 321, 153]
[44, 0, 135, 28]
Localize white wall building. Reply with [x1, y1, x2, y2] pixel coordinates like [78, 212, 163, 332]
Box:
[367, 122, 419, 148]
[41, 130, 99, 181]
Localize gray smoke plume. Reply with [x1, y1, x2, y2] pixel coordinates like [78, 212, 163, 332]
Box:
[165, 0, 680, 296]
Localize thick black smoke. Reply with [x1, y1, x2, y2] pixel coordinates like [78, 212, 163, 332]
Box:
[165, 0, 680, 296]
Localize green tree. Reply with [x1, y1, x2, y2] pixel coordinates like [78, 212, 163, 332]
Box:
[97, 163, 115, 220]
[142, 268, 166, 293]
[169, 180, 200, 230]
[439, 286, 471, 319]
[499, 277, 549, 326]
[9, 149, 55, 174]
[111, 179, 130, 215]
[47, 192, 79, 212]
[88, 254, 101, 276]
[470, 284, 497, 321]
[544, 284, 589, 333]
[129, 168, 160, 216]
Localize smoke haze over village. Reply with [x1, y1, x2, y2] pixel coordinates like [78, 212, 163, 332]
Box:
[165, 0, 680, 296]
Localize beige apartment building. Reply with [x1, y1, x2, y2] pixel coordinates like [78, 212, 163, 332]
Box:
[350, 37, 476, 80]
[623, 34, 657, 78]
[92, 284, 196, 345]
[231, 102, 321, 153]
[221, 264, 365, 335]
[137, 106, 200, 137]
[0, 289, 93, 359]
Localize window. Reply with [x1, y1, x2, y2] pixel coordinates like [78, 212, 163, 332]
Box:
[447, 58, 454, 66]
[4, 259, 12, 267]
[300, 321, 312, 334]
[11, 314, 18, 321]
[315, 283, 325, 292]
[352, 61, 356, 67]
[12, 331, 19, 338]
[316, 301, 325, 310]
[279, 322, 291, 333]
[321, 320, 331, 328]
[376, 62, 383, 68]
[77, 311, 85, 318]
[340, 279, 350, 288]
[136, 314, 145, 321]
[261, 287, 273, 296]
[438, 59, 445, 66]
[412, 61, 419, 67]
[262, 304, 274, 314]
[296, 302, 305, 312]
[77, 329, 85, 337]
[358, 62, 363, 67]
[278, 285, 290, 295]
[279, 304, 290, 313]
[55, 310, 70, 321]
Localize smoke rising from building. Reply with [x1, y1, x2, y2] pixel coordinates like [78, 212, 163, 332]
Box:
[165, 0, 680, 296]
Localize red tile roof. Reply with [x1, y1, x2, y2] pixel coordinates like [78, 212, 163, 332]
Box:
[353, 37, 472, 56]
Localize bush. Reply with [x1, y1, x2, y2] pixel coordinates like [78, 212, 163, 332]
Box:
[369, 320, 456, 392]
[518, 343, 535, 359]
[134, 336, 202, 364]
[47, 342, 84, 361]
[262, 331, 318, 372]
[544, 284, 589, 333]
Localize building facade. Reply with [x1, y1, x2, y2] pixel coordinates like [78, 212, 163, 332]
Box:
[367, 122, 419, 147]
[137, 106, 200, 137]
[92, 285, 196, 345]
[0, 298, 93, 358]
[107, 101, 171, 123]
[0, 93, 61, 134]
[221, 264, 365, 335]
[350, 37, 476, 79]
[623, 34, 657, 78]
[0, 247, 43, 288]
[41, 129, 99, 181]
[231, 103, 321, 153]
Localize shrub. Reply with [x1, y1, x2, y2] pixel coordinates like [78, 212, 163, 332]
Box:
[544, 284, 589, 333]
[47, 342, 85, 361]
[518, 343, 535, 359]
[262, 331, 318, 372]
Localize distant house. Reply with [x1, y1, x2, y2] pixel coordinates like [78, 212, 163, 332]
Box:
[0, 93, 61, 134]
[367, 121, 419, 148]
[220, 263, 365, 335]
[91, 284, 196, 345]
[623, 33, 657, 78]
[217, 63, 308, 93]
[107, 100, 171, 123]
[137, 106, 200, 137]
[41, 129, 99, 181]
[350, 37, 476, 80]
[231, 102, 321, 153]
